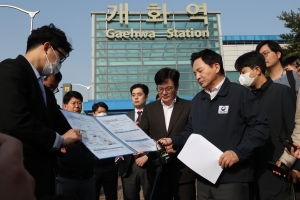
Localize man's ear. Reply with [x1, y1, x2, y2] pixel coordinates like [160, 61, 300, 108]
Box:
[276, 51, 282, 60]
[214, 63, 221, 74]
[63, 104, 67, 110]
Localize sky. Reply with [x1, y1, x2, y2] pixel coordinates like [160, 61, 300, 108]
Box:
[0, 0, 299, 106]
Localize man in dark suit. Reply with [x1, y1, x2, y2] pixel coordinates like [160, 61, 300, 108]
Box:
[119, 83, 153, 200]
[0, 23, 82, 199]
[139, 68, 196, 200]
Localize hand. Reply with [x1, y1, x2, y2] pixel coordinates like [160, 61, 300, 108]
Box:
[135, 122, 140, 126]
[135, 155, 148, 167]
[273, 161, 288, 177]
[0, 133, 36, 200]
[286, 143, 300, 159]
[219, 150, 239, 169]
[60, 148, 67, 153]
[157, 138, 172, 146]
[115, 156, 124, 166]
[61, 129, 82, 148]
[133, 152, 145, 159]
[289, 169, 300, 184]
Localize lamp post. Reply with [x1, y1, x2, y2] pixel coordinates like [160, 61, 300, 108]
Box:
[0, 5, 40, 33]
[72, 84, 92, 101]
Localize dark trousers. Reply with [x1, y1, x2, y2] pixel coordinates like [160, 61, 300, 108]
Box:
[121, 159, 153, 200]
[24, 156, 54, 199]
[197, 180, 249, 200]
[95, 164, 118, 200]
[152, 167, 196, 200]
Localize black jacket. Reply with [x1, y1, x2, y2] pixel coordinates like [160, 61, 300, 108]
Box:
[172, 77, 271, 183]
[252, 78, 296, 163]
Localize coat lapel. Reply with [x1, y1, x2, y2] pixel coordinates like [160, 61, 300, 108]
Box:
[167, 97, 183, 136]
[154, 101, 167, 135]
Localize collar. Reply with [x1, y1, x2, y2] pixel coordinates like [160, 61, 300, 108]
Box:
[161, 97, 177, 108]
[251, 77, 273, 98]
[134, 108, 143, 113]
[201, 77, 230, 100]
[204, 76, 226, 94]
[29, 62, 42, 80]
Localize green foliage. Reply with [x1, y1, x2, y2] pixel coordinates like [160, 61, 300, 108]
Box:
[277, 8, 300, 59]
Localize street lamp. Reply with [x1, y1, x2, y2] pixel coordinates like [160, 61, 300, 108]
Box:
[72, 84, 92, 101]
[0, 5, 40, 33]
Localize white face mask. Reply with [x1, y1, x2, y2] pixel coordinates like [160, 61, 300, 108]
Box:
[96, 112, 107, 117]
[41, 47, 62, 76]
[238, 70, 257, 87]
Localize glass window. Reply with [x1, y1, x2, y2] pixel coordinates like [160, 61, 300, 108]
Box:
[107, 21, 140, 29]
[95, 84, 107, 92]
[95, 14, 106, 21]
[95, 75, 107, 83]
[209, 30, 219, 36]
[142, 65, 175, 73]
[178, 89, 199, 97]
[141, 22, 174, 29]
[180, 73, 195, 81]
[142, 73, 155, 82]
[95, 58, 107, 66]
[177, 65, 193, 73]
[226, 72, 239, 83]
[173, 14, 190, 20]
[107, 66, 142, 74]
[107, 57, 141, 66]
[208, 22, 218, 29]
[96, 30, 107, 37]
[95, 92, 107, 99]
[179, 81, 200, 90]
[95, 67, 106, 74]
[208, 14, 217, 21]
[107, 42, 141, 49]
[108, 92, 130, 99]
[107, 74, 142, 83]
[107, 83, 135, 91]
[174, 21, 205, 29]
[95, 22, 106, 29]
[142, 41, 174, 48]
[128, 14, 141, 20]
[96, 42, 106, 49]
[142, 57, 176, 65]
[95, 50, 107, 57]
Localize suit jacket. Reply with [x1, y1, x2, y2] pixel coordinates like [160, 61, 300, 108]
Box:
[119, 110, 135, 177]
[0, 55, 70, 197]
[139, 97, 196, 183]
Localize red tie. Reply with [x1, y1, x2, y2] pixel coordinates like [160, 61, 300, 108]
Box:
[136, 111, 142, 123]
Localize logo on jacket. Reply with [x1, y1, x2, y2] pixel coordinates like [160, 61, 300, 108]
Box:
[218, 105, 229, 114]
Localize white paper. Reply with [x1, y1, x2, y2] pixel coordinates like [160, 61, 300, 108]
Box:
[178, 134, 223, 184]
[96, 115, 157, 152]
[60, 110, 156, 160]
[61, 110, 133, 159]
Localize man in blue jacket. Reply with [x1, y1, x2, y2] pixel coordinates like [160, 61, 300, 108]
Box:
[158, 49, 270, 200]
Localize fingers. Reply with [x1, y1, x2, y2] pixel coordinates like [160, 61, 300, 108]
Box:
[219, 151, 239, 169]
[157, 138, 172, 146]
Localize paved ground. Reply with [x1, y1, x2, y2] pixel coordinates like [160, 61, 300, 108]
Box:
[99, 177, 144, 200]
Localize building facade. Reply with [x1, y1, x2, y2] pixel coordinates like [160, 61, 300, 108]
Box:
[91, 3, 222, 100]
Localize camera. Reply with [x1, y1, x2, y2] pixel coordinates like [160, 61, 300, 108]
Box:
[277, 133, 297, 152]
[152, 141, 171, 166]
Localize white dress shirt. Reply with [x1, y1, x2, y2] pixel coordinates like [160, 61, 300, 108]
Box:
[161, 98, 176, 132]
[134, 108, 143, 122]
[204, 77, 226, 100]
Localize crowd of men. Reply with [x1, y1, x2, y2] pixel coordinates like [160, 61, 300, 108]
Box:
[1, 23, 300, 200]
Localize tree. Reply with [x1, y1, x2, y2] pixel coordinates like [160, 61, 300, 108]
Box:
[277, 8, 300, 59]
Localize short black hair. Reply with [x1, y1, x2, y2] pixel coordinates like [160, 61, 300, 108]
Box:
[156, 93, 160, 100]
[26, 23, 73, 55]
[130, 83, 149, 96]
[255, 40, 283, 63]
[154, 68, 180, 86]
[283, 56, 299, 67]
[92, 102, 108, 113]
[190, 49, 225, 75]
[44, 71, 62, 82]
[63, 91, 83, 104]
[235, 51, 266, 74]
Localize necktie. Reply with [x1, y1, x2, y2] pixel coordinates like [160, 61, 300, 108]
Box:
[136, 111, 143, 123]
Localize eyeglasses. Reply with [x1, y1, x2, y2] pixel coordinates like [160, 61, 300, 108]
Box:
[261, 50, 272, 58]
[53, 88, 59, 94]
[52, 46, 68, 63]
[156, 86, 174, 93]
